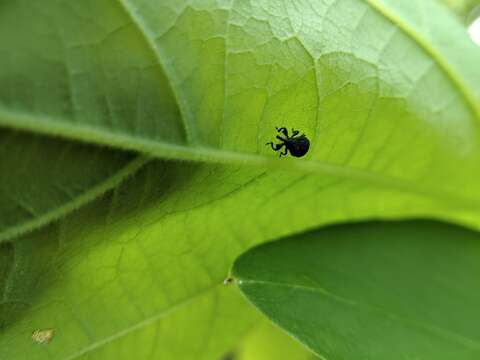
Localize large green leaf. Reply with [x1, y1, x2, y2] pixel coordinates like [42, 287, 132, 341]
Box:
[1, 0, 479, 249]
[2, 0, 480, 206]
[2, 0, 480, 359]
[233, 221, 480, 360]
[3, 157, 480, 359]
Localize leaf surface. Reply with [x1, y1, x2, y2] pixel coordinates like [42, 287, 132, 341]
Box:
[233, 221, 480, 360]
[235, 321, 319, 360]
[0, 131, 145, 242]
[0, 162, 264, 360]
[2, 0, 480, 205]
[2, 0, 480, 359]
[0, 0, 183, 242]
[3, 155, 480, 359]
[2, 0, 480, 247]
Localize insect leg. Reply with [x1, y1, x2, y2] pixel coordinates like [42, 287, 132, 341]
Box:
[276, 127, 289, 137]
[266, 142, 285, 152]
[291, 129, 299, 137]
[279, 147, 288, 157]
[266, 141, 276, 150]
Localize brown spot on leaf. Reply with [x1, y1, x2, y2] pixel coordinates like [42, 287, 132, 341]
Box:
[32, 328, 55, 344]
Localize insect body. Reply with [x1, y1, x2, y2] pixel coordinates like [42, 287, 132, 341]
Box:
[266, 127, 310, 158]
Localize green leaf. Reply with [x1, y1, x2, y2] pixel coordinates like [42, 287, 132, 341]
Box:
[235, 321, 319, 360]
[0, 131, 145, 243]
[3, 1, 480, 359]
[2, 156, 478, 359]
[233, 221, 480, 360]
[2, 0, 480, 206]
[0, 162, 264, 360]
[0, 153, 467, 360]
[2, 0, 480, 246]
[0, 0, 184, 242]
[0, 0, 185, 143]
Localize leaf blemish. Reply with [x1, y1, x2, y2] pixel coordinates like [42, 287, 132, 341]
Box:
[32, 328, 55, 344]
[223, 277, 234, 285]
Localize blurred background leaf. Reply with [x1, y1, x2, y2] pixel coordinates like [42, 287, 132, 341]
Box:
[441, 0, 480, 23]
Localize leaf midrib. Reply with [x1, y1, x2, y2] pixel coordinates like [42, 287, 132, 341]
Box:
[2, 106, 480, 212]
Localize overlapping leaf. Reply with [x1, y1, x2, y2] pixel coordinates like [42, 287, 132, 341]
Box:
[233, 221, 480, 360]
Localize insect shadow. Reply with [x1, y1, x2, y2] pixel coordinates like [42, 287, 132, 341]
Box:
[266, 127, 310, 158]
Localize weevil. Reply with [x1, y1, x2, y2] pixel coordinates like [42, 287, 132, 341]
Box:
[266, 127, 310, 157]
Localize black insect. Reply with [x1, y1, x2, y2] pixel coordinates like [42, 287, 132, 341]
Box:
[266, 127, 310, 158]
